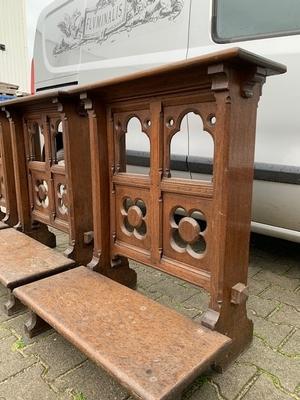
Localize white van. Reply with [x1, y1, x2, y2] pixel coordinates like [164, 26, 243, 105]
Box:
[33, 0, 300, 243]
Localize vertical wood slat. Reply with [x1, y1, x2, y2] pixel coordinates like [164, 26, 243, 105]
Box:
[86, 99, 110, 271]
[150, 101, 163, 265]
[60, 100, 94, 265]
[0, 112, 18, 226]
[9, 112, 32, 231]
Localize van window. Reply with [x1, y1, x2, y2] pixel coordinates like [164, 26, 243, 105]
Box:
[213, 0, 300, 42]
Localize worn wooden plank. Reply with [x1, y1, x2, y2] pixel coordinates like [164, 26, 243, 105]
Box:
[14, 266, 231, 400]
[0, 228, 75, 289]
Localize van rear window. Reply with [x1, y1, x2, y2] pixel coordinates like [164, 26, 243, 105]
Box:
[213, 0, 300, 42]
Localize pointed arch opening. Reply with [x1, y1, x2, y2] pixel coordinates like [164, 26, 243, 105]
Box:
[170, 112, 214, 182]
[119, 116, 151, 175]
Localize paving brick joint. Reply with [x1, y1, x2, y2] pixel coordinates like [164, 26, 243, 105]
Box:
[0, 230, 299, 400]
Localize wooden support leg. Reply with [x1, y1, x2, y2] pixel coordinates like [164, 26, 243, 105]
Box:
[82, 101, 137, 289]
[109, 256, 137, 289]
[88, 255, 137, 289]
[202, 297, 253, 371]
[64, 240, 93, 266]
[24, 311, 51, 338]
[20, 222, 56, 248]
[4, 290, 25, 316]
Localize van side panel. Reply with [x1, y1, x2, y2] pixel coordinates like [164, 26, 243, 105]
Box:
[187, 0, 300, 239]
[77, 0, 191, 84]
[35, 0, 88, 90]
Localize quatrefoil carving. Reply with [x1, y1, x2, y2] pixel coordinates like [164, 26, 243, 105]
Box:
[170, 207, 207, 258]
[57, 183, 68, 215]
[121, 197, 147, 239]
[34, 180, 49, 208]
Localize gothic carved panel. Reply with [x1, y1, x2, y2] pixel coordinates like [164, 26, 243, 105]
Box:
[30, 168, 51, 224]
[115, 185, 151, 253]
[24, 112, 68, 230]
[162, 193, 212, 272]
[109, 99, 216, 278]
[52, 170, 69, 231]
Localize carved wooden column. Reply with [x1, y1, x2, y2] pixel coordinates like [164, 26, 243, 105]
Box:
[80, 93, 137, 288]
[0, 110, 18, 227]
[201, 64, 267, 369]
[56, 97, 94, 265]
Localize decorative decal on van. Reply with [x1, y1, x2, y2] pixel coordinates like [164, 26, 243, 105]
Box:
[53, 0, 184, 55]
[84, 0, 127, 40]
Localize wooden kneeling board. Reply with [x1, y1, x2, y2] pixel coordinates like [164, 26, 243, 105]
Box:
[0, 229, 75, 289]
[14, 267, 231, 400]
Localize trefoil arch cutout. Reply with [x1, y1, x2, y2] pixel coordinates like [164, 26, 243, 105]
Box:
[27, 121, 45, 162]
[166, 109, 215, 181]
[50, 120, 65, 165]
[116, 114, 151, 175]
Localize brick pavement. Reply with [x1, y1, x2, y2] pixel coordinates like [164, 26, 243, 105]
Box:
[0, 231, 299, 400]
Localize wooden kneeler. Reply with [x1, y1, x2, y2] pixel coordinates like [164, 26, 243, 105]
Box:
[0, 96, 95, 315]
[0, 90, 137, 317]
[15, 266, 231, 398]
[0, 228, 75, 317]
[1, 91, 137, 288]
[0, 106, 77, 317]
[13, 49, 285, 399]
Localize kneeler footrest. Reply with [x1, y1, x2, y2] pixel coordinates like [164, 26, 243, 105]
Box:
[14, 266, 231, 400]
[0, 228, 75, 315]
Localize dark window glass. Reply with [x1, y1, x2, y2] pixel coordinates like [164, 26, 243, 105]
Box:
[214, 0, 300, 42]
